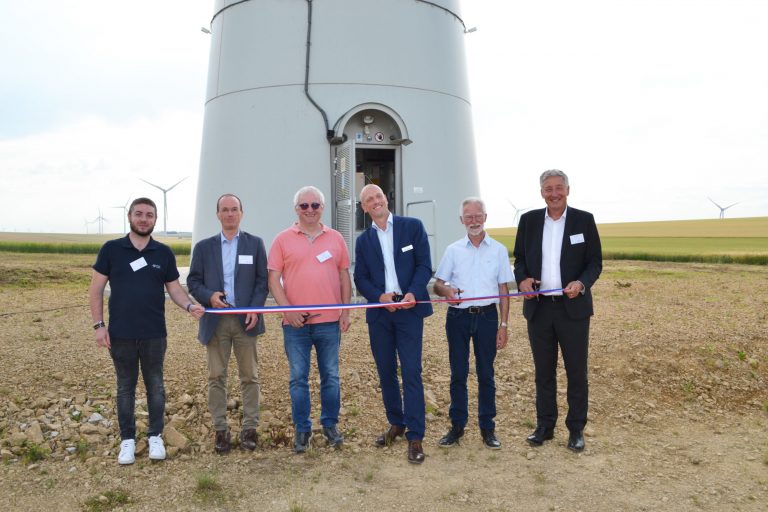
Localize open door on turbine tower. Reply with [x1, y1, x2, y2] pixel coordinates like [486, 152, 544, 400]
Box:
[332, 108, 403, 263]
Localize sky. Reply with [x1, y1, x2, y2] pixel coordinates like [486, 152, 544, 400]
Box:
[1, 0, 766, 233]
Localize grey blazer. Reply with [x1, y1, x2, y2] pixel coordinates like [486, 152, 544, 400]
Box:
[187, 231, 268, 344]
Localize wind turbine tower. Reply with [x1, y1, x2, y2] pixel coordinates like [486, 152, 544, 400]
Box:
[140, 178, 188, 234]
[112, 197, 131, 234]
[507, 200, 531, 227]
[708, 197, 739, 219]
[193, 0, 480, 263]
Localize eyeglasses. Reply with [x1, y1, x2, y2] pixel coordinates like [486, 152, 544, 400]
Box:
[297, 202, 322, 211]
[462, 214, 486, 222]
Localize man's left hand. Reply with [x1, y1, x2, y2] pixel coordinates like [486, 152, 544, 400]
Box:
[398, 292, 417, 309]
[564, 281, 584, 299]
[244, 312, 259, 330]
[340, 310, 351, 333]
[496, 326, 508, 349]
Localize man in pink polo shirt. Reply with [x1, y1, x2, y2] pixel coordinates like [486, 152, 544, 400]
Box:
[268, 185, 352, 453]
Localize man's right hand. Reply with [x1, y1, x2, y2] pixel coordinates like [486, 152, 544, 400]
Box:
[378, 292, 400, 313]
[519, 278, 539, 299]
[283, 310, 307, 328]
[210, 291, 229, 309]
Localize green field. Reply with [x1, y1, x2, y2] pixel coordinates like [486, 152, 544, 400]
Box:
[489, 216, 768, 265]
[1, 217, 767, 264]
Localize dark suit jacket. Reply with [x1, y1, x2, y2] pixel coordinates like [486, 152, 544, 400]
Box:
[187, 231, 268, 344]
[513, 207, 602, 321]
[354, 215, 433, 323]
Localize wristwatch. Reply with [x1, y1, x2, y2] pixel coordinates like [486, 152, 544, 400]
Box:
[499, 322, 508, 328]
[93, 320, 106, 330]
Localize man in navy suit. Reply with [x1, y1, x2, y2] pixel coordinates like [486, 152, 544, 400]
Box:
[354, 184, 433, 464]
[187, 194, 268, 454]
[513, 170, 602, 452]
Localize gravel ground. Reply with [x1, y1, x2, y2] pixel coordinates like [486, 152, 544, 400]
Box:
[0, 255, 767, 511]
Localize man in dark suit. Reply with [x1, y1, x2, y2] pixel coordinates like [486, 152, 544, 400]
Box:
[354, 184, 433, 464]
[513, 170, 602, 452]
[187, 194, 268, 454]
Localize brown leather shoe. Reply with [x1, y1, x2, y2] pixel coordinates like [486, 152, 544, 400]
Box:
[214, 429, 231, 454]
[407, 440, 425, 464]
[374, 425, 406, 447]
[239, 428, 257, 451]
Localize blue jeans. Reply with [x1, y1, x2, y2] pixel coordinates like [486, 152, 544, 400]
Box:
[446, 305, 498, 430]
[109, 337, 167, 440]
[282, 322, 341, 433]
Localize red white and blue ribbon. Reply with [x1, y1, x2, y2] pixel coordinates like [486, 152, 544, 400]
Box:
[204, 288, 565, 315]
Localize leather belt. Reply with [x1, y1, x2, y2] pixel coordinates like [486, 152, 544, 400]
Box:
[452, 304, 497, 314]
[538, 294, 564, 302]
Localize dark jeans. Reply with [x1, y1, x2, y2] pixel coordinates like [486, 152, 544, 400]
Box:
[109, 337, 167, 440]
[446, 305, 499, 431]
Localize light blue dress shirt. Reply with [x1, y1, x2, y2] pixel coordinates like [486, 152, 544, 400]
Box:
[372, 213, 402, 294]
[221, 231, 240, 305]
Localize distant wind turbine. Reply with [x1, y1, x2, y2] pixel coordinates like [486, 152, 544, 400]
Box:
[91, 209, 109, 235]
[139, 177, 188, 234]
[506, 199, 531, 227]
[708, 197, 739, 219]
[111, 197, 131, 234]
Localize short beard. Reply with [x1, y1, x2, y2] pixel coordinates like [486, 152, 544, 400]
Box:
[467, 226, 484, 237]
[129, 221, 155, 237]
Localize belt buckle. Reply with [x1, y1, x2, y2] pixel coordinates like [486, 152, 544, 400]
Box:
[468, 306, 481, 314]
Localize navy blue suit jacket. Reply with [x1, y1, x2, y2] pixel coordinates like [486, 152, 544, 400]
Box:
[187, 231, 268, 344]
[354, 215, 433, 323]
[513, 207, 602, 321]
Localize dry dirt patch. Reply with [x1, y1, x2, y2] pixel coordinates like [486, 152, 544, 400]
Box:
[0, 258, 766, 511]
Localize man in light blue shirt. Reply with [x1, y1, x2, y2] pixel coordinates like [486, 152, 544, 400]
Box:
[434, 197, 512, 450]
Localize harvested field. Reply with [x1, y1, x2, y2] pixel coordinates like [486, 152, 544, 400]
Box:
[0, 255, 767, 511]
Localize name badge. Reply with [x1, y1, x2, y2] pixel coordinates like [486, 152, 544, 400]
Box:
[401, 244, 414, 253]
[130, 257, 148, 272]
[570, 233, 585, 245]
[316, 250, 332, 263]
[239, 255, 253, 264]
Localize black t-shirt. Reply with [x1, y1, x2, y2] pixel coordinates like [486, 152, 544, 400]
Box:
[93, 235, 180, 339]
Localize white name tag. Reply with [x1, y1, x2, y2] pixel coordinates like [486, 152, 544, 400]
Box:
[316, 250, 332, 263]
[570, 233, 585, 245]
[401, 244, 414, 253]
[238, 255, 253, 264]
[130, 257, 148, 272]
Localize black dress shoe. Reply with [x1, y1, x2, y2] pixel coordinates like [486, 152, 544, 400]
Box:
[322, 425, 344, 449]
[294, 431, 312, 453]
[526, 425, 555, 446]
[567, 430, 585, 452]
[407, 440, 425, 464]
[374, 425, 406, 447]
[214, 429, 231, 454]
[481, 429, 501, 450]
[438, 425, 464, 448]
[239, 428, 257, 451]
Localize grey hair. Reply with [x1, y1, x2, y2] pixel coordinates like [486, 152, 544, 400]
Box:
[293, 185, 325, 207]
[460, 196, 486, 216]
[539, 169, 569, 187]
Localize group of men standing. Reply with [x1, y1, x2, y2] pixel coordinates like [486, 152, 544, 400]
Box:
[89, 169, 601, 466]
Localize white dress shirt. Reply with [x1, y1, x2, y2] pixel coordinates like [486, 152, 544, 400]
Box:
[540, 208, 566, 296]
[372, 213, 402, 294]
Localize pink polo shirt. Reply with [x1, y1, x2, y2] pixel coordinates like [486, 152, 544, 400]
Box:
[267, 223, 350, 325]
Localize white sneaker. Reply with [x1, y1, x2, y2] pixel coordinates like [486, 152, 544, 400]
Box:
[117, 439, 135, 465]
[148, 435, 166, 460]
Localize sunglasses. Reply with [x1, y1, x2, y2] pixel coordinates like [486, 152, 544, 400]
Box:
[297, 202, 322, 210]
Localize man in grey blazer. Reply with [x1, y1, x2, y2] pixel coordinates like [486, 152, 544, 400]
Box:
[187, 194, 268, 454]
